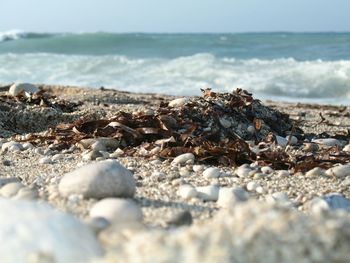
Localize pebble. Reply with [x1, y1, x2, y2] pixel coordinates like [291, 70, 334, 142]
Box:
[325, 164, 350, 178]
[90, 198, 143, 226]
[21, 142, 34, 150]
[59, 160, 136, 199]
[276, 135, 288, 147]
[261, 166, 274, 174]
[217, 187, 249, 208]
[343, 144, 350, 152]
[39, 157, 53, 164]
[341, 177, 350, 187]
[168, 98, 189, 107]
[305, 167, 325, 177]
[312, 138, 342, 147]
[321, 194, 350, 212]
[203, 167, 221, 179]
[196, 185, 220, 201]
[246, 181, 260, 192]
[275, 170, 290, 178]
[82, 150, 104, 161]
[0, 199, 102, 263]
[0, 182, 25, 198]
[8, 83, 39, 96]
[167, 211, 193, 227]
[52, 153, 65, 161]
[219, 117, 231, 128]
[172, 153, 195, 165]
[193, 165, 204, 172]
[286, 135, 298, 145]
[177, 185, 197, 199]
[179, 167, 191, 177]
[1, 141, 23, 151]
[235, 166, 252, 178]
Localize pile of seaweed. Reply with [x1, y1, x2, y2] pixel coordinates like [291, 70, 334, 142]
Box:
[17, 89, 299, 165]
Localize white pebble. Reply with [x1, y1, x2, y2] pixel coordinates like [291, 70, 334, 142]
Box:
[178, 185, 197, 199]
[39, 157, 53, 164]
[276, 170, 290, 178]
[21, 142, 34, 150]
[52, 154, 65, 161]
[246, 181, 260, 192]
[305, 167, 325, 177]
[193, 165, 204, 172]
[343, 144, 350, 152]
[326, 164, 350, 178]
[90, 198, 142, 226]
[235, 166, 251, 178]
[217, 187, 249, 208]
[168, 98, 189, 107]
[2, 141, 23, 151]
[312, 138, 342, 147]
[172, 153, 195, 165]
[196, 185, 220, 201]
[9, 83, 39, 96]
[261, 166, 274, 174]
[203, 167, 221, 179]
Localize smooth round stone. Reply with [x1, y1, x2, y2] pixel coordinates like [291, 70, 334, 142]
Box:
[21, 142, 34, 150]
[59, 160, 135, 199]
[193, 165, 204, 172]
[305, 167, 325, 177]
[1, 141, 23, 151]
[343, 144, 350, 152]
[321, 194, 350, 212]
[219, 117, 231, 128]
[39, 157, 53, 164]
[90, 198, 142, 226]
[276, 170, 290, 178]
[91, 141, 107, 152]
[312, 138, 342, 147]
[0, 199, 102, 263]
[303, 143, 319, 152]
[168, 98, 189, 107]
[286, 135, 298, 145]
[178, 185, 197, 199]
[261, 166, 274, 174]
[255, 186, 266, 194]
[203, 167, 221, 179]
[247, 125, 255, 134]
[196, 185, 220, 201]
[326, 164, 350, 178]
[276, 135, 288, 147]
[179, 167, 191, 177]
[0, 182, 25, 198]
[8, 83, 39, 96]
[172, 153, 195, 165]
[217, 187, 249, 208]
[82, 150, 103, 161]
[235, 166, 251, 178]
[246, 181, 260, 192]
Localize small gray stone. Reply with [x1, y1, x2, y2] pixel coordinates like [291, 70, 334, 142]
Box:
[312, 138, 342, 147]
[59, 160, 135, 199]
[172, 153, 195, 165]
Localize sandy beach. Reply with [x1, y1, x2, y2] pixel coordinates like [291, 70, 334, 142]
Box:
[1, 84, 350, 263]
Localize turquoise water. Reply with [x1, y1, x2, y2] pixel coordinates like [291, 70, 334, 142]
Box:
[1, 31, 350, 103]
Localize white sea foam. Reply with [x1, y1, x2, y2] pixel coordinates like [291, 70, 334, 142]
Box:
[0, 30, 27, 42]
[1, 53, 350, 103]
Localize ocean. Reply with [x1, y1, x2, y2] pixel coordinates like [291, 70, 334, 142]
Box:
[1, 30, 350, 104]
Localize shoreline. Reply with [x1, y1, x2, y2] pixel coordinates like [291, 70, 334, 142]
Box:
[1, 84, 350, 262]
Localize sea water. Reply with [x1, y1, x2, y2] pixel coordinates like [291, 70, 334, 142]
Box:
[1, 30, 350, 104]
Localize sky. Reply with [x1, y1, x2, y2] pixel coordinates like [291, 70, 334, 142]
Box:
[0, 0, 349, 33]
